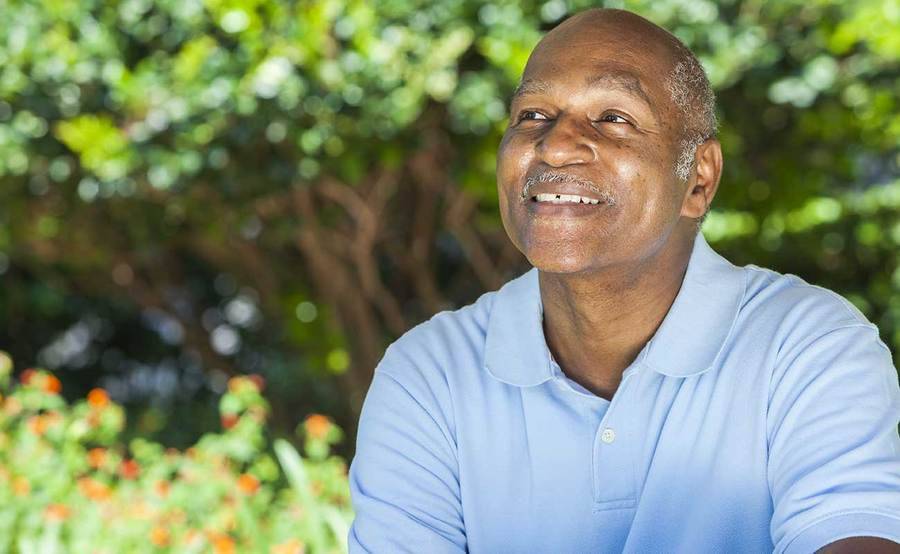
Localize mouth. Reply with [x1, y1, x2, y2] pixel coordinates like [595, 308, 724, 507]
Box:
[526, 193, 611, 217]
[529, 193, 604, 205]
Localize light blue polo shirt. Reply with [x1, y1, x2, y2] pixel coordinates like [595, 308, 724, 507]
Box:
[348, 232, 900, 553]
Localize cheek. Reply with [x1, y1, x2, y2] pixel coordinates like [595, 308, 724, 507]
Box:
[608, 145, 681, 221]
[496, 135, 533, 202]
[495, 136, 518, 234]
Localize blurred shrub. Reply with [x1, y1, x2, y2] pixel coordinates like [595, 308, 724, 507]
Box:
[0, 350, 351, 553]
[0, 0, 897, 451]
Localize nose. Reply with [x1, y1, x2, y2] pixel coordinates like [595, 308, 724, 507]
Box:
[536, 114, 597, 167]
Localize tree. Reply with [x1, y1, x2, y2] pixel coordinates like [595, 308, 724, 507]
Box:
[1, 0, 897, 454]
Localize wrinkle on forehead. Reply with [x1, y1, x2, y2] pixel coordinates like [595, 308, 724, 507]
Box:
[511, 70, 661, 122]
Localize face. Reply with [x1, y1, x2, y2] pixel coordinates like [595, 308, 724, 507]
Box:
[496, 15, 692, 275]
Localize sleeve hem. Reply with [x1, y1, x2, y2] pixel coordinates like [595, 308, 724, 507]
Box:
[779, 511, 900, 554]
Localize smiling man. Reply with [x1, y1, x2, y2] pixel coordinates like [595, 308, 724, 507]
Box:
[347, 8, 900, 553]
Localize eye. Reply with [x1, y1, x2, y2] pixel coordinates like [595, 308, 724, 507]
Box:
[517, 110, 549, 123]
[597, 113, 631, 125]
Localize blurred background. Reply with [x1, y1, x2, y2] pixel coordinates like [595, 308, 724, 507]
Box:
[0, 0, 898, 548]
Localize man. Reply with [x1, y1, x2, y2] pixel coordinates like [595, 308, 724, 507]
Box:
[347, 8, 900, 553]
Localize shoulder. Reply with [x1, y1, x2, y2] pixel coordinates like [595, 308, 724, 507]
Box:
[732, 264, 894, 401]
[737, 262, 883, 354]
[375, 287, 497, 393]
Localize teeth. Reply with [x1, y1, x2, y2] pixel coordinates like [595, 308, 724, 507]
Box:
[533, 193, 601, 205]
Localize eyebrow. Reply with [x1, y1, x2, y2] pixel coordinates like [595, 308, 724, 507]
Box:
[510, 71, 658, 119]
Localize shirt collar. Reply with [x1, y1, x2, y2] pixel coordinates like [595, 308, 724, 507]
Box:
[483, 233, 748, 386]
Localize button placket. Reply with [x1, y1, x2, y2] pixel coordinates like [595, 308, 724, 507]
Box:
[591, 371, 638, 511]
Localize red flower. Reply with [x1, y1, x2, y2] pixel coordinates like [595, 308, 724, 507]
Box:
[119, 459, 140, 480]
[20, 368, 37, 385]
[247, 373, 266, 391]
[220, 414, 238, 430]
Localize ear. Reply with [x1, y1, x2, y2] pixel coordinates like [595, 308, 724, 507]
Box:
[680, 138, 723, 219]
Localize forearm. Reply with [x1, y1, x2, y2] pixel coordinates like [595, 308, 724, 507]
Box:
[817, 537, 900, 553]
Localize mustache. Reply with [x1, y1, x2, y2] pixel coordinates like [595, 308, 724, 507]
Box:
[521, 170, 617, 206]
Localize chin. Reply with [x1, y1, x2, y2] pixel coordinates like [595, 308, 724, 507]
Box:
[523, 248, 598, 275]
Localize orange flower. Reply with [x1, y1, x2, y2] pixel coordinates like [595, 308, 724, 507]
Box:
[150, 526, 170, 547]
[77, 477, 112, 501]
[119, 458, 140, 480]
[2, 396, 21, 416]
[154, 479, 170, 498]
[27, 414, 48, 436]
[236, 473, 260, 495]
[227, 376, 244, 393]
[44, 503, 71, 522]
[87, 388, 110, 408]
[304, 414, 331, 440]
[12, 476, 29, 496]
[87, 447, 107, 469]
[207, 532, 235, 554]
[271, 539, 306, 554]
[43, 375, 62, 394]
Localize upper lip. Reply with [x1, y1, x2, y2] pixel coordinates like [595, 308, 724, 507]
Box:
[524, 181, 606, 202]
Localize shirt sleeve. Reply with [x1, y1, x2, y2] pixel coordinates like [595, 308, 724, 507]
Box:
[767, 323, 900, 554]
[347, 346, 466, 553]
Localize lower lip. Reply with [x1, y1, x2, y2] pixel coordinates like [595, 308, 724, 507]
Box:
[526, 199, 610, 217]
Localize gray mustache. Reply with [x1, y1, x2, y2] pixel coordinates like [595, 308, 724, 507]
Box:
[521, 171, 617, 206]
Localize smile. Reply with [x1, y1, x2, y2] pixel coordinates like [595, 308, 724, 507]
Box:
[532, 193, 603, 205]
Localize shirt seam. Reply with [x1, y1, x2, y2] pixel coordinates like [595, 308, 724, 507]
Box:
[779, 508, 900, 554]
[764, 322, 890, 511]
[767, 322, 885, 408]
[376, 368, 461, 468]
[744, 264, 870, 326]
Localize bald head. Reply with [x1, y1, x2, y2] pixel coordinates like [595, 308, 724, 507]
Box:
[531, 8, 717, 181]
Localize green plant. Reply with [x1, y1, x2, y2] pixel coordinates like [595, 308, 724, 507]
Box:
[0, 350, 352, 553]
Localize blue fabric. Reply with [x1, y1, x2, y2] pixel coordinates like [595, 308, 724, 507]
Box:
[347, 233, 900, 553]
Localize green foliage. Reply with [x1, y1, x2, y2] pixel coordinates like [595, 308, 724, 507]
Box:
[0, 0, 897, 456]
[0, 351, 352, 553]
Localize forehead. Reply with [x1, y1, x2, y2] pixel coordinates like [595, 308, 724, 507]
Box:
[517, 18, 679, 109]
[513, 69, 654, 107]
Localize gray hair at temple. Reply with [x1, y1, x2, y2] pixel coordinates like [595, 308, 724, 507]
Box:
[663, 41, 718, 231]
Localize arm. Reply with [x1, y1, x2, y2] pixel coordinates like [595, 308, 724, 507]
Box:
[347, 347, 466, 553]
[768, 324, 900, 554]
[817, 537, 900, 553]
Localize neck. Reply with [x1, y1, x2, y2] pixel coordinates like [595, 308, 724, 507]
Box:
[538, 232, 695, 399]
